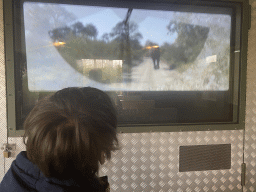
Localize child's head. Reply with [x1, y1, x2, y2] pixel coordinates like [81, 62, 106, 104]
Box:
[23, 87, 119, 180]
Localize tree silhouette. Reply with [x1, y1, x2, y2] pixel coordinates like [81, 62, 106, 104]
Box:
[110, 21, 143, 63]
[101, 33, 110, 43]
[72, 22, 84, 36]
[131, 32, 143, 42]
[145, 40, 157, 47]
[81, 24, 98, 39]
[49, 26, 72, 42]
[166, 21, 209, 64]
[110, 21, 139, 41]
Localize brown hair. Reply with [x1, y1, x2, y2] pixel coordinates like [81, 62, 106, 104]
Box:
[23, 87, 119, 181]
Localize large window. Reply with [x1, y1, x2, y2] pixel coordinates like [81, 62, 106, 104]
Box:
[4, 0, 249, 135]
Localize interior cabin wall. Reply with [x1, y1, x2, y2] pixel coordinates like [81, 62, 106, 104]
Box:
[0, 0, 255, 191]
[0, 0, 7, 182]
[244, 0, 256, 191]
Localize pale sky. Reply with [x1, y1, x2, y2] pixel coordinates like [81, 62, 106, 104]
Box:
[64, 5, 178, 46]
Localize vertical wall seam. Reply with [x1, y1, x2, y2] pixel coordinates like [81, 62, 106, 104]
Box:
[0, 0, 7, 178]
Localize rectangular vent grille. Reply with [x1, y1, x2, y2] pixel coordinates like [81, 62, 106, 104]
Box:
[179, 144, 231, 172]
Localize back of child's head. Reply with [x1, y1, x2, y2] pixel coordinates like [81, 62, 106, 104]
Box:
[23, 87, 119, 181]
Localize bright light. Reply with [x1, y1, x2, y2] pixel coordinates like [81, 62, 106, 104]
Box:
[145, 45, 159, 49]
[53, 42, 66, 46]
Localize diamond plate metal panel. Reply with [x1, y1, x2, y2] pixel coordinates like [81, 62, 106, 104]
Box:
[0, 0, 7, 182]
[99, 131, 243, 191]
[244, 1, 256, 192]
[4, 131, 244, 191]
[1, 1, 254, 191]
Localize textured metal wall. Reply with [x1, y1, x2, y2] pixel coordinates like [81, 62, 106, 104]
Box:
[0, 0, 7, 182]
[99, 131, 243, 191]
[244, 1, 256, 191]
[4, 131, 244, 191]
[1, 0, 256, 191]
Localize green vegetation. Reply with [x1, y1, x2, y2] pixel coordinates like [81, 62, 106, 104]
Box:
[161, 21, 210, 71]
[56, 36, 124, 83]
[49, 21, 145, 83]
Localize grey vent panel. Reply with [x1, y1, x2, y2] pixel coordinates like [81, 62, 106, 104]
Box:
[179, 144, 231, 172]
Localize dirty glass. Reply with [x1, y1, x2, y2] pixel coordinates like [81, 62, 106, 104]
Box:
[14, 0, 239, 129]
